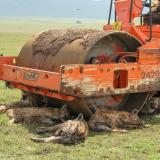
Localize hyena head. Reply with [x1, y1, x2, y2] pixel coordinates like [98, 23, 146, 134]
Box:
[6, 109, 14, 118]
[59, 105, 70, 120]
[148, 97, 159, 110]
[141, 97, 160, 114]
[75, 113, 88, 139]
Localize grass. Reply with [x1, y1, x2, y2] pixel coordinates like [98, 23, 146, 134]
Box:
[0, 18, 106, 33]
[0, 33, 30, 56]
[0, 18, 160, 160]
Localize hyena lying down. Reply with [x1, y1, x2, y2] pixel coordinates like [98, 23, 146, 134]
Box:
[0, 102, 69, 125]
[31, 114, 89, 145]
[89, 106, 149, 133]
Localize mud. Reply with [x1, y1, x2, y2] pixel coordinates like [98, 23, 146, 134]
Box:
[32, 29, 106, 56]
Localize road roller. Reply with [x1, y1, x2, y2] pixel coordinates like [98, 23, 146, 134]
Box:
[1, 0, 160, 118]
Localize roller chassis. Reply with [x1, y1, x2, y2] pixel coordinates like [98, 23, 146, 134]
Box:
[0, 40, 160, 102]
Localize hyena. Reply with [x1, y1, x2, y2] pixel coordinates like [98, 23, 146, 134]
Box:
[0, 101, 70, 125]
[141, 97, 160, 114]
[88, 106, 149, 133]
[31, 113, 89, 145]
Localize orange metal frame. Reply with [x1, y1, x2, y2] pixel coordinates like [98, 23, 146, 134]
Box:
[0, 57, 75, 101]
[0, 0, 160, 102]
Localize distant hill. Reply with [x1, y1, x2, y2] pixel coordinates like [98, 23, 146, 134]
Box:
[0, 0, 109, 19]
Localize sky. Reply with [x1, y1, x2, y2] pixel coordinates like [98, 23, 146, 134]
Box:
[0, 0, 110, 19]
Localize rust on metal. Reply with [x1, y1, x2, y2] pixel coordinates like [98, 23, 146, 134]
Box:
[61, 62, 160, 97]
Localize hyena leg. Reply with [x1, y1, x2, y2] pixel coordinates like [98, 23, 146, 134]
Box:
[138, 122, 150, 128]
[90, 124, 113, 132]
[41, 118, 57, 126]
[97, 125, 113, 132]
[0, 105, 7, 113]
[31, 136, 62, 143]
[36, 125, 60, 134]
[143, 124, 150, 128]
[124, 124, 140, 129]
[8, 118, 15, 124]
[9, 118, 23, 124]
[124, 123, 150, 129]
[95, 125, 127, 133]
[58, 137, 73, 145]
[112, 128, 128, 133]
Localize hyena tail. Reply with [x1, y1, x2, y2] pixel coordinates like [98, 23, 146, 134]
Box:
[31, 136, 62, 143]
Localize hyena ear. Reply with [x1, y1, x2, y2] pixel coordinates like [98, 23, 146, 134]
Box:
[76, 113, 84, 121]
[90, 105, 97, 113]
[61, 105, 68, 111]
[132, 109, 138, 115]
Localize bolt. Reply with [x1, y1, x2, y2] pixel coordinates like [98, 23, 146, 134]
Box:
[45, 74, 49, 79]
[79, 66, 83, 73]
[107, 69, 110, 72]
[99, 88, 104, 93]
[74, 88, 81, 95]
[12, 68, 16, 72]
[69, 69, 73, 73]
[61, 66, 65, 73]
[100, 69, 104, 73]
[61, 69, 65, 74]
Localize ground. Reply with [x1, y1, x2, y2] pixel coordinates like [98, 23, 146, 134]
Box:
[0, 18, 160, 160]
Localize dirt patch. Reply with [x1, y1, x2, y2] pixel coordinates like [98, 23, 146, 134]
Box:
[32, 29, 106, 56]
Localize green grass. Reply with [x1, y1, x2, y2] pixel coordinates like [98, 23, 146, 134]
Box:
[0, 18, 160, 160]
[0, 33, 30, 56]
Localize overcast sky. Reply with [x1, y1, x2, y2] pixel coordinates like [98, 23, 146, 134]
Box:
[0, 0, 110, 19]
